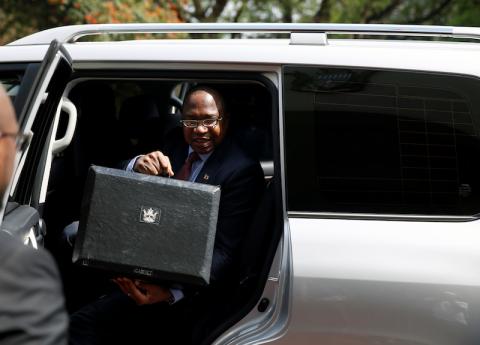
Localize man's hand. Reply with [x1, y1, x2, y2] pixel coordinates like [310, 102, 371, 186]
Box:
[134, 151, 174, 177]
[113, 277, 172, 305]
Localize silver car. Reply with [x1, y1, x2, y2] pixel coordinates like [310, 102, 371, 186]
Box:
[2, 23, 480, 344]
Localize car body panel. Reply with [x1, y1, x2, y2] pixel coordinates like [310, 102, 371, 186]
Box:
[272, 218, 480, 345]
[3, 23, 480, 345]
[67, 40, 480, 78]
[2, 39, 480, 76]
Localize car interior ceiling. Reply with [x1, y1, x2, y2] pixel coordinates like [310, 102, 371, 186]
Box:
[40, 76, 281, 339]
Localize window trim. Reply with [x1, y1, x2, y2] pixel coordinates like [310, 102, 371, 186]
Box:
[288, 210, 477, 222]
[283, 64, 480, 222]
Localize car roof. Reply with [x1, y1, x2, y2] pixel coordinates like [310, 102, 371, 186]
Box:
[8, 23, 480, 46]
[2, 23, 480, 77]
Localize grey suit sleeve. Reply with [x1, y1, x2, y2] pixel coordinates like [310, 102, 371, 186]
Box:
[0, 239, 68, 345]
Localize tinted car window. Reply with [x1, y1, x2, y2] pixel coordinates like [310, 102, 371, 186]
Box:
[0, 74, 23, 103]
[284, 66, 480, 216]
[0, 63, 36, 117]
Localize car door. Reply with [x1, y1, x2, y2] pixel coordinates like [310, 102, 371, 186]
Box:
[1, 40, 73, 248]
[278, 65, 480, 345]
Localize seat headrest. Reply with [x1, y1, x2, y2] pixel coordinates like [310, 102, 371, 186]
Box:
[119, 95, 160, 126]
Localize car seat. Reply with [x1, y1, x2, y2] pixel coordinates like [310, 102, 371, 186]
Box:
[118, 94, 164, 158]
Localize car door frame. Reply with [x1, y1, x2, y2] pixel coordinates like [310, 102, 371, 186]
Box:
[1, 39, 73, 247]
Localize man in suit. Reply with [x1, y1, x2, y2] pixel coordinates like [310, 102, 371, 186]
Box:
[69, 85, 264, 344]
[0, 86, 68, 344]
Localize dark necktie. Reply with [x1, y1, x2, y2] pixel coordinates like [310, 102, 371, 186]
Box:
[175, 151, 200, 181]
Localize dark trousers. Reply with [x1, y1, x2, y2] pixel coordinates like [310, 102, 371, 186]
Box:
[69, 289, 192, 345]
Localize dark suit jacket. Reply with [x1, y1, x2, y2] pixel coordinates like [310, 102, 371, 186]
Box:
[71, 133, 265, 344]
[163, 132, 265, 283]
[0, 231, 68, 345]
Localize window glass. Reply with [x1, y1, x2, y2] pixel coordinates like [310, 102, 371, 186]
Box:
[1, 78, 21, 95]
[284, 66, 480, 216]
[0, 73, 23, 103]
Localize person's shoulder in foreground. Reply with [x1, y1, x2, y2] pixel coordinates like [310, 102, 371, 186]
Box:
[0, 85, 68, 345]
[0, 231, 68, 345]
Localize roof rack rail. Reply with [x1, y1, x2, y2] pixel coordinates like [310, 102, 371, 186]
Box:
[8, 23, 480, 46]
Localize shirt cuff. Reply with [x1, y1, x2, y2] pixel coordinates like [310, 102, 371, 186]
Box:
[169, 288, 184, 304]
[126, 155, 142, 172]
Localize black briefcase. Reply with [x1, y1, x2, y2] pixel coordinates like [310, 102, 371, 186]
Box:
[73, 165, 221, 286]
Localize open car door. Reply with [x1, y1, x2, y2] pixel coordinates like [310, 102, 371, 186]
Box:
[1, 40, 74, 249]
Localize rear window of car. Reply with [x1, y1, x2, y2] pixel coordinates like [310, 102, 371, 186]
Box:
[284, 66, 480, 216]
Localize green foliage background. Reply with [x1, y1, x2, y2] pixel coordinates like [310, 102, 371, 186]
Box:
[1, 0, 479, 44]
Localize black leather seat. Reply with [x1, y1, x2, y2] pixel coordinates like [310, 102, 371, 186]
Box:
[118, 94, 164, 158]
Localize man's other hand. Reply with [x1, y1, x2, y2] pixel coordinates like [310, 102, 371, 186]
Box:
[133, 151, 174, 177]
[113, 277, 172, 305]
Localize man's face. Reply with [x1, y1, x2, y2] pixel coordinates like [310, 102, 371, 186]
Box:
[182, 90, 227, 154]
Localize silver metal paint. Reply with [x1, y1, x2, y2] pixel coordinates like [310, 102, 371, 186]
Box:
[214, 234, 293, 345]
[273, 217, 480, 345]
[8, 23, 480, 46]
[290, 33, 328, 46]
[6, 24, 480, 344]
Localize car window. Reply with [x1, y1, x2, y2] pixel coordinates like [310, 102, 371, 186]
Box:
[0, 72, 24, 105]
[1, 77, 21, 97]
[284, 66, 480, 216]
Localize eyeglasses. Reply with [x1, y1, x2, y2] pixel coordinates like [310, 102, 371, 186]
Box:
[180, 117, 223, 128]
[0, 131, 29, 151]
